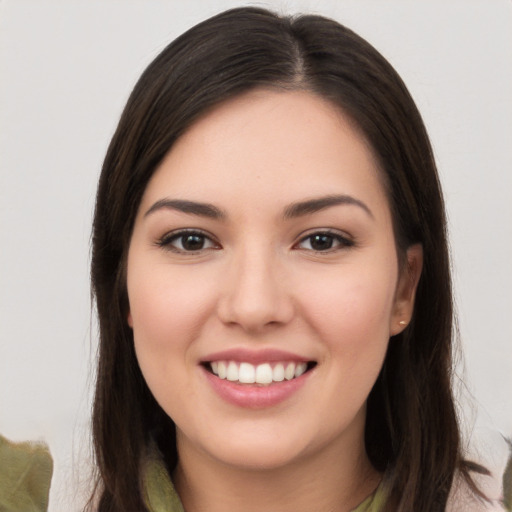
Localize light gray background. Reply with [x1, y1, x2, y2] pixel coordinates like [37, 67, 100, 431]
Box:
[1, 1, 511, 509]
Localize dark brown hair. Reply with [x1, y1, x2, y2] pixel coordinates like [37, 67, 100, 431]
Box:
[90, 7, 487, 511]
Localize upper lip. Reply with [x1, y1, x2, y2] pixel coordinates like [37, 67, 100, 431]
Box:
[200, 348, 313, 365]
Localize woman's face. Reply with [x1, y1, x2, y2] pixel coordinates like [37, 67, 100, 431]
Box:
[126, 90, 421, 471]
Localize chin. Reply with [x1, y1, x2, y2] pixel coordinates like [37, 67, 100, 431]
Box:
[212, 444, 307, 471]
[192, 424, 321, 472]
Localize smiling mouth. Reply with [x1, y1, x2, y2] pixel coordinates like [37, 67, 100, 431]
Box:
[203, 361, 317, 386]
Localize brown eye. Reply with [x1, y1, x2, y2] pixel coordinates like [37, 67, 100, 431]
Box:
[309, 234, 334, 251]
[296, 231, 353, 252]
[180, 233, 207, 251]
[158, 230, 219, 253]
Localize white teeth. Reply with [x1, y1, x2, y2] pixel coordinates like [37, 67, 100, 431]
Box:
[209, 360, 311, 385]
[284, 363, 295, 380]
[217, 361, 227, 379]
[294, 362, 307, 378]
[255, 363, 273, 384]
[272, 363, 285, 382]
[239, 362, 255, 383]
[226, 361, 238, 381]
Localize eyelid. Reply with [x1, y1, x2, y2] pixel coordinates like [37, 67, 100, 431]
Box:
[156, 228, 221, 253]
[293, 228, 355, 252]
[155, 227, 353, 254]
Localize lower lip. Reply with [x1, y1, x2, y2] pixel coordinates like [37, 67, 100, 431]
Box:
[202, 366, 312, 409]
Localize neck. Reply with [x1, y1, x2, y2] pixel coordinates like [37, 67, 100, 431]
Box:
[173, 425, 380, 512]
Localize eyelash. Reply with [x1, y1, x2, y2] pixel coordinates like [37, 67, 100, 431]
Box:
[156, 229, 354, 254]
[156, 229, 220, 253]
[294, 230, 354, 253]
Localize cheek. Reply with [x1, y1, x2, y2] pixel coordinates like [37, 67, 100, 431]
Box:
[126, 260, 217, 388]
[297, 261, 397, 359]
[128, 261, 213, 338]
[298, 265, 397, 421]
[127, 264, 221, 424]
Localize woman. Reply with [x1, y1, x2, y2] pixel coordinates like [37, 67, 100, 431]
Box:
[89, 7, 492, 512]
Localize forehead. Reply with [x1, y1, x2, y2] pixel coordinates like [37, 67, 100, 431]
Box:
[139, 89, 389, 220]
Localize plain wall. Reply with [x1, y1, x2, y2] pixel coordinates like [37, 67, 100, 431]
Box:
[1, 1, 511, 509]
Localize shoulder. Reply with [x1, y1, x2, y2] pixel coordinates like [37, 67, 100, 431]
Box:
[0, 433, 53, 512]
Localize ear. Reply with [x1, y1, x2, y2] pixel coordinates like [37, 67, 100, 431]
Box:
[127, 311, 133, 328]
[389, 243, 423, 336]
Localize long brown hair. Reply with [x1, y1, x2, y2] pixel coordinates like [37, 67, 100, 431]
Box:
[90, 7, 487, 511]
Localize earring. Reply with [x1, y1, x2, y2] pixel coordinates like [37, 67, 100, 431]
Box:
[399, 320, 407, 326]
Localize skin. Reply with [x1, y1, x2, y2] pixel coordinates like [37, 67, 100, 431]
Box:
[126, 89, 422, 512]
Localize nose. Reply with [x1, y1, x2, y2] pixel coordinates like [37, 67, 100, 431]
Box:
[217, 246, 295, 333]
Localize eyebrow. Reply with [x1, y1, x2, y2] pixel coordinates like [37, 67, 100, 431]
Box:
[144, 199, 226, 219]
[283, 194, 374, 219]
[144, 194, 373, 221]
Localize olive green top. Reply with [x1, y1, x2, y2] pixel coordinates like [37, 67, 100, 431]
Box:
[0, 431, 384, 512]
[0, 433, 53, 512]
[3, 431, 508, 511]
[142, 448, 384, 512]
